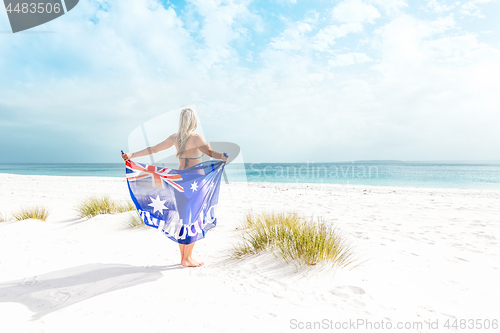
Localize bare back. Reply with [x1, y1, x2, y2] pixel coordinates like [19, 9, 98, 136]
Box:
[174, 134, 208, 170]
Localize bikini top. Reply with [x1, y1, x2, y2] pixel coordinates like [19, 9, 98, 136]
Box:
[182, 154, 203, 169]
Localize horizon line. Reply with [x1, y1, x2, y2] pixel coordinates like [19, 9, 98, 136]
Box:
[2, 159, 500, 165]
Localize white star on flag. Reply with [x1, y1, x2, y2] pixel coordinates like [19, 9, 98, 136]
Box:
[148, 195, 168, 214]
[190, 181, 198, 192]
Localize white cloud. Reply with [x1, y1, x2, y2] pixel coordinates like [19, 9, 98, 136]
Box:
[368, 0, 408, 15]
[372, 15, 432, 65]
[186, 0, 260, 68]
[424, 33, 480, 60]
[309, 0, 380, 52]
[426, 0, 456, 13]
[372, 14, 478, 67]
[460, 0, 495, 18]
[312, 23, 363, 51]
[269, 22, 313, 50]
[460, 1, 485, 17]
[366, 13, 500, 159]
[332, 0, 381, 23]
[329, 52, 373, 66]
[430, 14, 456, 32]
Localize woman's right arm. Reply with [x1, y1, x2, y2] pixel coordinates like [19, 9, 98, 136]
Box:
[122, 134, 176, 161]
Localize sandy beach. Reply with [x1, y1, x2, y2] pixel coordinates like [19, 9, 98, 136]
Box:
[0, 173, 499, 332]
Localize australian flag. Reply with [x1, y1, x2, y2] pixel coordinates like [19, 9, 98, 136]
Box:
[125, 159, 226, 245]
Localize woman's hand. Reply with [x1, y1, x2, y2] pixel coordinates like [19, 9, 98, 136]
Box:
[221, 153, 228, 162]
[122, 153, 132, 161]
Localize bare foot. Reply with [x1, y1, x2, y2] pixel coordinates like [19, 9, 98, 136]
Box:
[181, 258, 204, 267]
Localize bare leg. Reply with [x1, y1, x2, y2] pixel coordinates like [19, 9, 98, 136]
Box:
[179, 244, 185, 259]
[180, 242, 204, 267]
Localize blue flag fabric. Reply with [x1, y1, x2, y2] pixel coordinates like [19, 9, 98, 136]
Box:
[125, 159, 225, 245]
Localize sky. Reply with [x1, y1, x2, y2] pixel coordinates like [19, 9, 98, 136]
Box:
[1, 0, 499, 163]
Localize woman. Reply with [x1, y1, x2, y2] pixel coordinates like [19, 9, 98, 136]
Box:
[121, 108, 228, 267]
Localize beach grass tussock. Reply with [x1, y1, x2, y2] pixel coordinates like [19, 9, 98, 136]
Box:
[77, 196, 136, 219]
[0, 212, 10, 222]
[12, 206, 50, 222]
[115, 201, 136, 214]
[233, 212, 355, 268]
[127, 211, 148, 228]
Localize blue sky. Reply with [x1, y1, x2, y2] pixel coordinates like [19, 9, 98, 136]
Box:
[1, 0, 499, 163]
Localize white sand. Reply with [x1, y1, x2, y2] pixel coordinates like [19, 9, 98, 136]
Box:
[0, 173, 499, 332]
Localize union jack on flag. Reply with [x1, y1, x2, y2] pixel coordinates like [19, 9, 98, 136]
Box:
[125, 160, 184, 192]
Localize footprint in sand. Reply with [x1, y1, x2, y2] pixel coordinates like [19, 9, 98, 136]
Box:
[48, 288, 72, 303]
[254, 312, 278, 319]
[349, 299, 366, 307]
[437, 311, 456, 319]
[330, 290, 349, 299]
[330, 286, 369, 308]
[55, 239, 79, 245]
[331, 285, 366, 296]
[20, 276, 39, 286]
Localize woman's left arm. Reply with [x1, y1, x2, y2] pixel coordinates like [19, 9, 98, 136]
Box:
[194, 134, 227, 161]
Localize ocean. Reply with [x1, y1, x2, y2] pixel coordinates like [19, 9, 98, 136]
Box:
[1, 161, 500, 189]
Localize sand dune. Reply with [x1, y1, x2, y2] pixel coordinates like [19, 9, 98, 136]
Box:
[1, 173, 499, 332]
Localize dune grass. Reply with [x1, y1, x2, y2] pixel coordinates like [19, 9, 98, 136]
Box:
[12, 206, 50, 221]
[233, 212, 355, 268]
[126, 211, 148, 228]
[115, 201, 136, 214]
[77, 196, 136, 219]
[0, 212, 10, 222]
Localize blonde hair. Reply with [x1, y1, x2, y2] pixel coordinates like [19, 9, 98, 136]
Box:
[175, 108, 198, 156]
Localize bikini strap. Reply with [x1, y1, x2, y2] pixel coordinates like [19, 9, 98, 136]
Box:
[183, 154, 204, 168]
